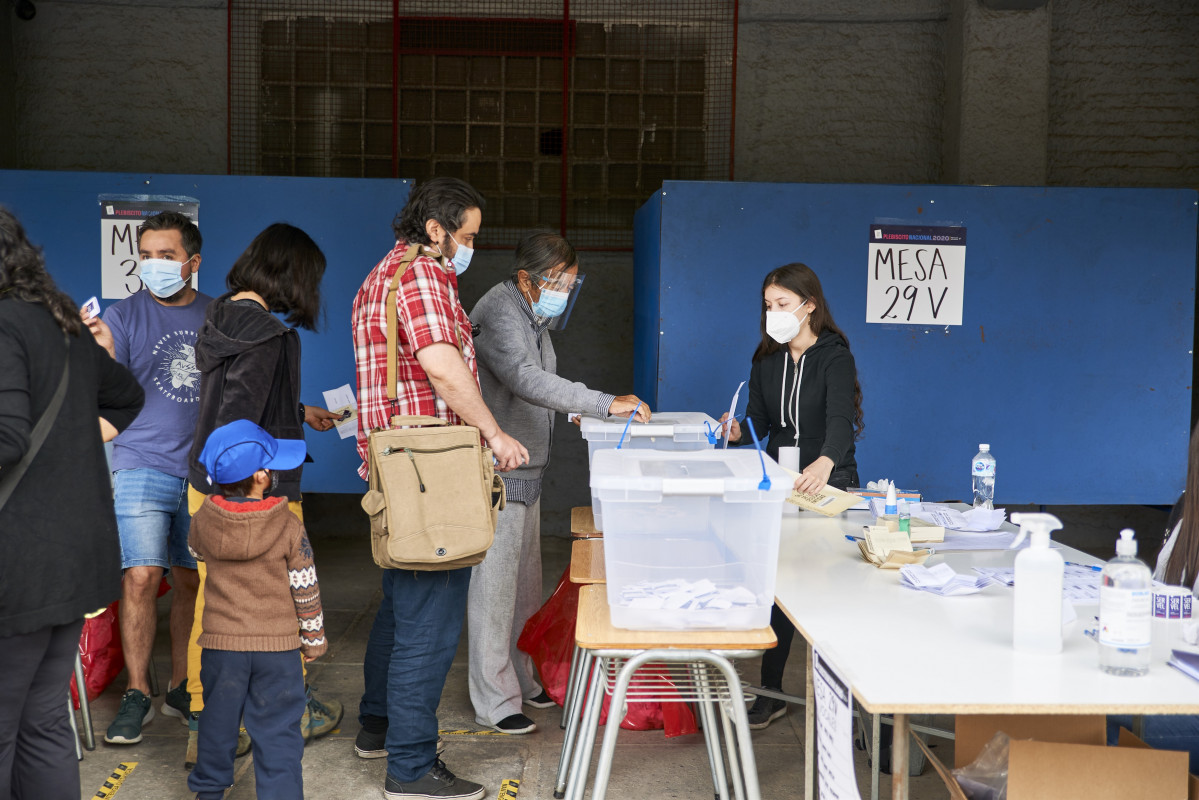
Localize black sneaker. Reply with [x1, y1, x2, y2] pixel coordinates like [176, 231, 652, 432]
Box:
[384, 759, 484, 800]
[746, 694, 787, 730]
[355, 726, 387, 759]
[490, 713, 536, 734]
[105, 689, 155, 744]
[524, 690, 556, 709]
[161, 680, 191, 725]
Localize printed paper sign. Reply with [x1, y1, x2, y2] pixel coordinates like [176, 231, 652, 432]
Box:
[813, 648, 864, 800]
[99, 196, 199, 300]
[866, 225, 966, 326]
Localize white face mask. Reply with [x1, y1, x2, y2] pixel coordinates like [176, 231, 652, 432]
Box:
[765, 304, 809, 344]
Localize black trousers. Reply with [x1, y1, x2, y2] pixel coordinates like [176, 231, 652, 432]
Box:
[761, 604, 795, 690]
[0, 618, 85, 800]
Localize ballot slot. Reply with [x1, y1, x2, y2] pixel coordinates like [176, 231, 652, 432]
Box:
[591, 449, 790, 630]
[580, 411, 718, 531]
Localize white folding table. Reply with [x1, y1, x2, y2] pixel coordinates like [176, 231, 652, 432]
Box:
[772, 508, 1199, 799]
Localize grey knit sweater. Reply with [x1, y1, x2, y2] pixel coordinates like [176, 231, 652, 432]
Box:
[470, 281, 614, 502]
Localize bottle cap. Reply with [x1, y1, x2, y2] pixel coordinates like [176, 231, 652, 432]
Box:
[1116, 528, 1138, 556]
[979, 444, 990, 450]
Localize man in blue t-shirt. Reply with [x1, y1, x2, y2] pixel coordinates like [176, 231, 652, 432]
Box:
[83, 211, 213, 746]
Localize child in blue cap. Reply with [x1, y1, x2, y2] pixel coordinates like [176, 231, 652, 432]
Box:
[186, 419, 326, 800]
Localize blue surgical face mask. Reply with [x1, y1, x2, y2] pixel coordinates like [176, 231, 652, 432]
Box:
[140, 256, 192, 298]
[447, 233, 473, 276]
[531, 287, 569, 318]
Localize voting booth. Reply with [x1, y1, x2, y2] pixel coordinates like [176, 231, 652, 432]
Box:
[634, 181, 1198, 505]
[0, 169, 411, 493]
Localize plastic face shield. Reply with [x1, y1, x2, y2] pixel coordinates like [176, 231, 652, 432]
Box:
[534, 271, 585, 330]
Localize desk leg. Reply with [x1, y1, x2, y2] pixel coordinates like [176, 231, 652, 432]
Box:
[891, 714, 909, 800]
[805, 643, 815, 800]
[871, 713, 881, 800]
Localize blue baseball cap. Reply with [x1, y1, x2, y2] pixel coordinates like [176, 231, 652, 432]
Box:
[199, 419, 307, 485]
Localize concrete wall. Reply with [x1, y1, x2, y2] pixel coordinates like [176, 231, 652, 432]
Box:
[10, 0, 226, 173]
[1047, 0, 1199, 187]
[734, 0, 949, 184]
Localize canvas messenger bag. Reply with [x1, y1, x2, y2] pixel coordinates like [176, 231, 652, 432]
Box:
[360, 245, 505, 571]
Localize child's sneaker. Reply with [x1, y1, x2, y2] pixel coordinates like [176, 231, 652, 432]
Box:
[301, 685, 343, 742]
[105, 689, 155, 744]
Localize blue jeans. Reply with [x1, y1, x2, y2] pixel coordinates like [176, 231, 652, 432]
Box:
[1108, 715, 1199, 773]
[360, 568, 471, 782]
[113, 468, 195, 570]
[189, 649, 306, 800]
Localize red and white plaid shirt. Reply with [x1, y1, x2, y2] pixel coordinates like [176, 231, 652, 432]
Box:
[352, 240, 477, 480]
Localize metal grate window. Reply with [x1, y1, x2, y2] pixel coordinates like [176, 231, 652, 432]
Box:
[230, 2, 737, 248]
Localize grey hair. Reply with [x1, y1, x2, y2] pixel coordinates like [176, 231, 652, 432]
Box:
[509, 231, 577, 282]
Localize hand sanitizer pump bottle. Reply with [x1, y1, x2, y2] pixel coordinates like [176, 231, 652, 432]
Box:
[1098, 529, 1152, 676]
[1010, 512, 1065, 654]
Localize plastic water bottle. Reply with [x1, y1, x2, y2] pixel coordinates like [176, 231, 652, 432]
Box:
[971, 444, 995, 510]
[1098, 529, 1152, 676]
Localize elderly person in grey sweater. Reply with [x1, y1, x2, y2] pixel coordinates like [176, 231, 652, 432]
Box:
[467, 232, 649, 734]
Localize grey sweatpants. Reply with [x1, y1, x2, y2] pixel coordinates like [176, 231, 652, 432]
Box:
[467, 498, 544, 726]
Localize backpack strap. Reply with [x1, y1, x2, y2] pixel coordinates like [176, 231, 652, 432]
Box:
[384, 244, 466, 403]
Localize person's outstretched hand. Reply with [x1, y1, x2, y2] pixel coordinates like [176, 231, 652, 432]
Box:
[304, 405, 340, 432]
[608, 395, 650, 422]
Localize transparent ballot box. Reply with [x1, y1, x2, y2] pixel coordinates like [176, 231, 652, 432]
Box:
[590, 448, 790, 630]
[580, 412, 718, 531]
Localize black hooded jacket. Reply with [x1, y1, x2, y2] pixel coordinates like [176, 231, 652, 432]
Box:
[739, 329, 859, 490]
[187, 294, 306, 501]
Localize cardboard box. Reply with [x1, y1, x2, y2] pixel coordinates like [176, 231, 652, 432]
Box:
[916, 714, 1192, 800]
[954, 714, 1106, 767]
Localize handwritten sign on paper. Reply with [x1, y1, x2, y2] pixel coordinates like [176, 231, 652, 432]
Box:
[99, 196, 200, 300]
[813, 648, 864, 800]
[866, 224, 966, 326]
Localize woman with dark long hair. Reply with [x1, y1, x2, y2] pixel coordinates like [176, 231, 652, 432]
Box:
[0, 207, 144, 799]
[721, 262, 864, 728]
[182, 223, 343, 777]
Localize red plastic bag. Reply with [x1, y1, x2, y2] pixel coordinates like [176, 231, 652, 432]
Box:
[518, 566, 698, 737]
[69, 577, 171, 708]
[70, 601, 123, 708]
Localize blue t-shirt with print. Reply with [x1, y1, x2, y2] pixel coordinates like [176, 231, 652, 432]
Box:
[106, 289, 213, 478]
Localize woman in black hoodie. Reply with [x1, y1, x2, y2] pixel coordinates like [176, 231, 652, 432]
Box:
[183, 223, 343, 764]
[721, 262, 864, 728]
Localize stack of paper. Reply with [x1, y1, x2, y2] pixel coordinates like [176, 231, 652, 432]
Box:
[899, 563, 996, 596]
[971, 565, 1106, 604]
[857, 525, 931, 569]
[1168, 650, 1199, 684]
[869, 500, 1006, 532]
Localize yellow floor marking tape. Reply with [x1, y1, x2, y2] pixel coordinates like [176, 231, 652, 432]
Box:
[499, 778, 520, 798]
[93, 761, 137, 800]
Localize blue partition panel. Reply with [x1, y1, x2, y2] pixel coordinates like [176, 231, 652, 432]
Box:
[634, 181, 1198, 505]
[0, 170, 411, 494]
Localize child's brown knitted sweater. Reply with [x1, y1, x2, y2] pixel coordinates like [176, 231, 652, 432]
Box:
[188, 495, 327, 657]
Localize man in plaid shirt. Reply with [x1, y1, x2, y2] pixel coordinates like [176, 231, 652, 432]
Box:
[352, 177, 527, 800]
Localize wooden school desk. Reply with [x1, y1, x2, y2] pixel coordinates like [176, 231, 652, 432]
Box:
[771, 507, 1199, 800]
